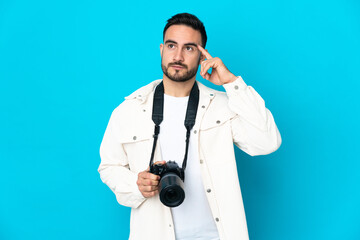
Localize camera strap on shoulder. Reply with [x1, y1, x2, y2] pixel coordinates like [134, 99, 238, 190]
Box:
[149, 81, 199, 173]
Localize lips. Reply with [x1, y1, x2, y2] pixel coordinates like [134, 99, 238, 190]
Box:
[171, 65, 185, 70]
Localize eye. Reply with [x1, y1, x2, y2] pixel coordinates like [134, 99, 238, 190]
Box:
[185, 46, 193, 51]
[168, 44, 175, 49]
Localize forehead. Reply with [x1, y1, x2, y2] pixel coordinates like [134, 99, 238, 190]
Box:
[164, 24, 202, 45]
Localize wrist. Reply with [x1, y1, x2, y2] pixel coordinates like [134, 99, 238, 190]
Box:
[222, 74, 238, 85]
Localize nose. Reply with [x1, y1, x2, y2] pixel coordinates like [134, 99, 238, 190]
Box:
[173, 47, 184, 62]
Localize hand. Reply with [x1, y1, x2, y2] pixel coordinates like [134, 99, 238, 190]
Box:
[197, 45, 238, 85]
[136, 161, 165, 198]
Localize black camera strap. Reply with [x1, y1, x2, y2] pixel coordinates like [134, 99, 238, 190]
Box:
[149, 81, 199, 172]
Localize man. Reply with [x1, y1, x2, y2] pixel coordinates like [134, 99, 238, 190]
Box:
[98, 13, 281, 240]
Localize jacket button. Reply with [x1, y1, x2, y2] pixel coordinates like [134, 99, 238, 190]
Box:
[234, 85, 239, 90]
[207, 189, 211, 193]
[210, 93, 214, 97]
[194, 130, 197, 134]
[133, 136, 137, 140]
[215, 217, 219, 222]
[143, 109, 146, 112]
[200, 159, 204, 164]
[216, 120, 220, 124]
[201, 105, 205, 108]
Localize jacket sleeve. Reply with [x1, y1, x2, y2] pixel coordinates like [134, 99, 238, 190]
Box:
[223, 76, 282, 156]
[98, 106, 146, 208]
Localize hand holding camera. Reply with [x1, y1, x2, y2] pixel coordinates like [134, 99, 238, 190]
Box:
[137, 161, 165, 198]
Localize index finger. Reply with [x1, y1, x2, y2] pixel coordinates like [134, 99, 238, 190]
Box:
[145, 172, 160, 181]
[139, 170, 160, 180]
[197, 44, 212, 59]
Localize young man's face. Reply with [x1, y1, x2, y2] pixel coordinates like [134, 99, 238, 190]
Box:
[160, 24, 204, 82]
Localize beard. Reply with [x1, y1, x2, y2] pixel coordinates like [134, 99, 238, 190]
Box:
[161, 59, 200, 82]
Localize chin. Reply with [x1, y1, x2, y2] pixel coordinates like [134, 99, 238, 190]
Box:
[169, 76, 193, 83]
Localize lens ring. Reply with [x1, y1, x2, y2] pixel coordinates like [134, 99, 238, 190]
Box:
[160, 185, 185, 207]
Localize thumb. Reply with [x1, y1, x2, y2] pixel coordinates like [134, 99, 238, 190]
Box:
[154, 160, 166, 165]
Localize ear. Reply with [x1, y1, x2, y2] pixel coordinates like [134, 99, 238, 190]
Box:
[160, 43, 163, 56]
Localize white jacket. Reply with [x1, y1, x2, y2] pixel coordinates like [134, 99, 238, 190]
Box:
[98, 76, 282, 240]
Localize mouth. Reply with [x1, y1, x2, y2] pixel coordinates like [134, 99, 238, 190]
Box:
[170, 65, 186, 70]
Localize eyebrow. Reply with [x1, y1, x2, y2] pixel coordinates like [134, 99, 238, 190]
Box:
[164, 39, 198, 47]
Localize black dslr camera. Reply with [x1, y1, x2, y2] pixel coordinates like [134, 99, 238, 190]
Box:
[150, 161, 185, 207]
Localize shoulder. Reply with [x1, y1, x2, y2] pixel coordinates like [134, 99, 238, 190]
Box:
[113, 79, 161, 111]
[197, 80, 229, 104]
[109, 80, 160, 121]
[125, 79, 162, 101]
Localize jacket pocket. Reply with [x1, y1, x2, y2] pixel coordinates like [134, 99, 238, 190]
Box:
[121, 132, 154, 173]
[198, 109, 236, 166]
[200, 110, 236, 131]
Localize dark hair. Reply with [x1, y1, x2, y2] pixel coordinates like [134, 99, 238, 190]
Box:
[163, 13, 207, 48]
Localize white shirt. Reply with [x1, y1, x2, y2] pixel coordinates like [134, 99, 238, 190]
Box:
[160, 94, 219, 240]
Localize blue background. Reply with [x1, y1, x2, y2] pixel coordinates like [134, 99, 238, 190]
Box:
[1, 0, 359, 239]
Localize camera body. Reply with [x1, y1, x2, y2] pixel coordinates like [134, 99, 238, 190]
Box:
[150, 161, 185, 207]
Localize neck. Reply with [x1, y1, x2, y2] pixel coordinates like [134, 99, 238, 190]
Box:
[162, 75, 196, 97]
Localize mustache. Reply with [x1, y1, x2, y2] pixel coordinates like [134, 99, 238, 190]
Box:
[168, 62, 187, 68]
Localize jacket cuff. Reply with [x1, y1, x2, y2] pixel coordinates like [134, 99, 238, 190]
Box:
[130, 175, 147, 208]
[222, 76, 247, 94]
[115, 172, 147, 208]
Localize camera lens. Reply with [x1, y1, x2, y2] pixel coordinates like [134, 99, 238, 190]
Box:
[159, 173, 185, 207]
[165, 189, 178, 202]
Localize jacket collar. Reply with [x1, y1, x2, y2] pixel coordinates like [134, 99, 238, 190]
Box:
[125, 79, 216, 103]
